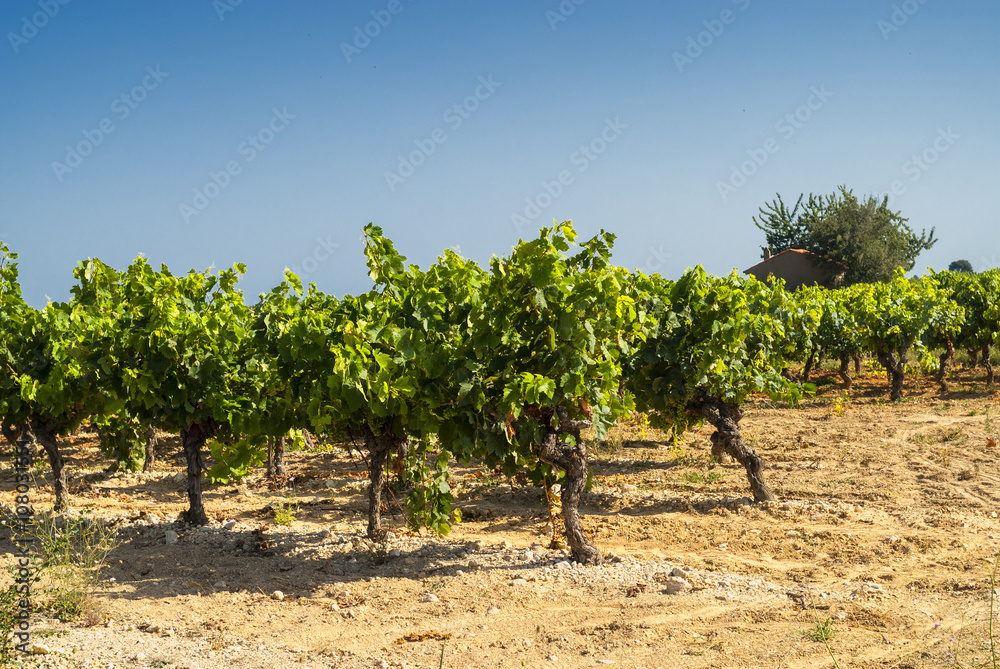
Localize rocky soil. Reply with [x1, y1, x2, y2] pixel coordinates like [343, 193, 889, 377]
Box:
[2, 366, 1000, 668]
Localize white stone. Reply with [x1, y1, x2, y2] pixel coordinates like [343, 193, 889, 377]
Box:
[164, 530, 179, 545]
[271, 590, 285, 601]
[662, 577, 692, 595]
[420, 593, 439, 603]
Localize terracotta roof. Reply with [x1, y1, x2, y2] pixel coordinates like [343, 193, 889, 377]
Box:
[743, 248, 847, 274]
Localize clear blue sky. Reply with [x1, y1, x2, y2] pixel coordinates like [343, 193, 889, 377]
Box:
[2, 0, 997, 306]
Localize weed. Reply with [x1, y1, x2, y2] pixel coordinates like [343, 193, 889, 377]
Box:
[0, 582, 24, 666]
[832, 392, 850, 417]
[272, 502, 296, 526]
[27, 510, 121, 623]
[942, 428, 965, 442]
[801, 616, 836, 643]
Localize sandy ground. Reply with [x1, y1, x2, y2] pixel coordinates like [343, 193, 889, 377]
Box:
[2, 365, 1000, 669]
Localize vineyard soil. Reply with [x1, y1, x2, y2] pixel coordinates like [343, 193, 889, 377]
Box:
[3, 368, 1000, 669]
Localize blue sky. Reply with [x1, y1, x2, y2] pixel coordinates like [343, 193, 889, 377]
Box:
[2, 0, 997, 306]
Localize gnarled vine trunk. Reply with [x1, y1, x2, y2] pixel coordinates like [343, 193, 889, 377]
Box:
[181, 422, 214, 525]
[538, 407, 602, 565]
[853, 353, 862, 376]
[32, 420, 67, 511]
[876, 347, 907, 401]
[936, 339, 955, 392]
[362, 427, 408, 540]
[982, 340, 995, 386]
[967, 348, 980, 369]
[802, 346, 818, 381]
[266, 436, 287, 477]
[838, 350, 853, 388]
[143, 427, 157, 472]
[693, 395, 775, 503]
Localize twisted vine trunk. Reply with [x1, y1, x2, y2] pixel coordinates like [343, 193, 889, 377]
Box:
[838, 350, 853, 388]
[694, 395, 775, 503]
[967, 348, 980, 369]
[2, 423, 26, 451]
[181, 422, 214, 525]
[853, 353, 862, 376]
[266, 436, 287, 477]
[936, 338, 955, 392]
[802, 346, 818, 380]
[876, 347, 907, 401]
[32, 420, 67, 511]
[142, 427, 157, 472]
[982, 340, 995, 386]
[363, 428, 408, 540]
[538, 407, 601, 565]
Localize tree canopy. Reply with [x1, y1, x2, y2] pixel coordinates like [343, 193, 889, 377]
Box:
[753, 186, 936, 285]
[948, 259, 974, 274]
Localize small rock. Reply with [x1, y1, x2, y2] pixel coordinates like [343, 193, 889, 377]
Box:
[145, 623, 161, 633]
[271, 590, 285, 601]
[501, 541, 513, 549]
[388, 549, 401, 558]
[173, 472, 185, 483]
[213, 581, 226, 589]
[164, 530, 179, 545]
[662, 577, 692, 595]
[512, 578, 528, 586]
[375, 661, 389, 669]
[486, 606, 500, 614]
[420, 594, 440, 603]
[555, 561, 572, 570]
[456, 570, 465, 576]
[223, 520, 236, 530]
[622, 484, 638, 492]
[277, 562, 293, 572]
[670, 567, 691, 579]
[29, 644, 50, 655]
